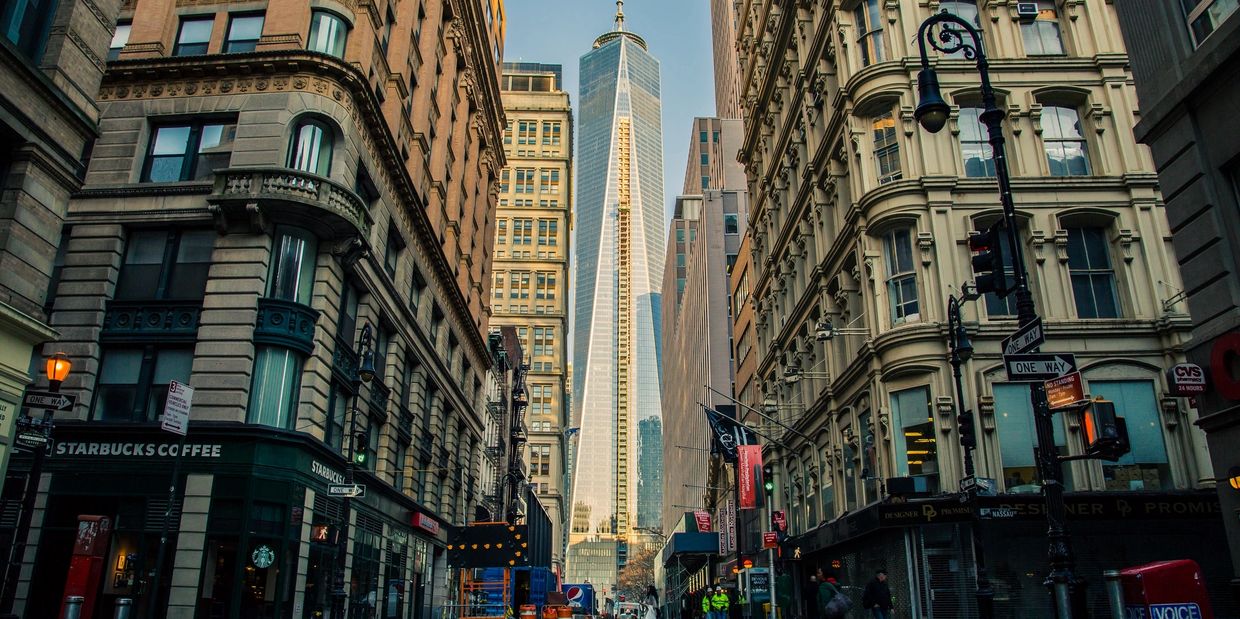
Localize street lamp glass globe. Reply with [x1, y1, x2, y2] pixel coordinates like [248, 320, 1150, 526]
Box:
[45, 352, 71, 383]
[915, 68, 951, 133]
[357, 351, 376, 383]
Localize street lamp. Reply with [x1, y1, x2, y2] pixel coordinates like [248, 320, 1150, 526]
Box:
[0, 353, 72, 616]
[781, 367, 830, 385]
[333, 324, 378, 619]
[813, 319, 868, 342]
[916, 9, 1076, 617]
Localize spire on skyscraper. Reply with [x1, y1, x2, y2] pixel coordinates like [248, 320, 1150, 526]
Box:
[615, 0, 625, 31]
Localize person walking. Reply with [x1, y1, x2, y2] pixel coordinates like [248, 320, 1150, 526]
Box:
[710, 586, 730, 619]
[817, 570, 850, 619]
[861, 570, 893, 619]
[701, 590, 711, 619]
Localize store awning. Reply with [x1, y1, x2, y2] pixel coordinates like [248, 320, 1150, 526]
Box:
[660, 531, 719, 567]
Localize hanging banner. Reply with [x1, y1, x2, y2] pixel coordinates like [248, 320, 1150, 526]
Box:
[718, 498, 737, 554]
[737, 445, 762, 509]
[694, 510, 713, 533]
[705, 405, 756, 463]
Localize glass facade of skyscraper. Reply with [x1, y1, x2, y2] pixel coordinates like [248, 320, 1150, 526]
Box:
[568, 26, 664, 588]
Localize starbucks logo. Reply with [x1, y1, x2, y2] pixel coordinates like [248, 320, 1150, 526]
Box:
[251, 545, 276, 569]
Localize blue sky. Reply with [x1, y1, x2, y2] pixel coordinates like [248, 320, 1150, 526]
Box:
[503, 0, 716, 224]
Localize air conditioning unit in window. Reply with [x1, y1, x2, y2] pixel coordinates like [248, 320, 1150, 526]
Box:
[1016, 2, 1040, 23]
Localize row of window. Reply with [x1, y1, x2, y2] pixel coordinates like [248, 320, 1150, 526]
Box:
[141, 116, 333, 183]
[879, 224, 1119, 325]
[868, 103, 1090, 186]
[495, 218, 560, 246]
[491, 270, 559, 300]
[503, 120, 563, 146]
[498, 198, 561, 209]
[500, 168, 562, 194]
[779, 378, 1172, 532]
[108, 10, 350, 60]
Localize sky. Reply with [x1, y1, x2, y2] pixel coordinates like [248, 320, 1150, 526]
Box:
[502, 0, 716, 224]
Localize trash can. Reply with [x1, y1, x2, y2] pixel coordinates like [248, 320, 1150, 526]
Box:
[1120, 559, 1214, 619]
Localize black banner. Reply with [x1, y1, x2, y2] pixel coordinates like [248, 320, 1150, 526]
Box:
[705, 405, 756, 463]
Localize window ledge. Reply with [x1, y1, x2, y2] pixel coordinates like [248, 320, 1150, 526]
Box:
[254, 298, 321, 356]
[102, 300, 203, 342]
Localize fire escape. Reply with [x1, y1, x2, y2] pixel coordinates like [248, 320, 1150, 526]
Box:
[505, 359, 530, 524]
[483, 332, 510, 522]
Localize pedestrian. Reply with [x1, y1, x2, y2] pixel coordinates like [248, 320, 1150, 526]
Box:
[710, 586, 730, 619]
[817, 570, 851, 619]
[805, 572, 819, 619]
[701, 590, 711, 619]
[861, 569, 894, 619]
[645, 585, 659, 619]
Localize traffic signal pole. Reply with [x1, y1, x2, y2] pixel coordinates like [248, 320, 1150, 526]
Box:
[915, 11, 1085, 618]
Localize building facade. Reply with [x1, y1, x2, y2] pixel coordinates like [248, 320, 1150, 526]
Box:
[491, 60, 572, 573]
[2, 0, 508, 618]
[1111, 0, 1240, 598]
[729, 0, 1229, 615]
[708, 0, 742, 120]
[0, 0, 121, 497]
[682, 117, 746, 194]
[567, 6, 665, 588]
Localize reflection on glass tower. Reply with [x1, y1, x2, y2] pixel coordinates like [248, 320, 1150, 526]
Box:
[567, 1, 664, 589]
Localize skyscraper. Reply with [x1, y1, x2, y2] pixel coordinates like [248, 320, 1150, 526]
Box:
[568, 1, 665, 587]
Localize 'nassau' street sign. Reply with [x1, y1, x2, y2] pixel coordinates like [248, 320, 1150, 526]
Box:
[328, 484, 365, 498]
[1004, 353, 1077, 382]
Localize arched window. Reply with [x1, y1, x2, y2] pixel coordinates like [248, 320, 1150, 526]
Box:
[288, 118, 333, 176]
[307, 10, 348, 57]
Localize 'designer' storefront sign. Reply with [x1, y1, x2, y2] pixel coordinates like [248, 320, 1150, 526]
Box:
[53, 441, 224, 458]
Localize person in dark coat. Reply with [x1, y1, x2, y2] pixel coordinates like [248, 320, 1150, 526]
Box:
[861, 569, 893, 619]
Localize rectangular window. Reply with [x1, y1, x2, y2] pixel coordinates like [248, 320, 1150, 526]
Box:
[1, 0, 60, 60]
[1021, 1, 1065, 55]
[225, 13, 264, 53]
[518, 121, 537, 145]
[499, 169, 510, 192]
[884, 228, 919, 322]
[493, 272, 505, 299]
[724, 214, 739, 235]
[115, 230, 214, 301]
[513, 219, 534, 245]
[1090, 380, 1171, 491]
[959, 107, 995, 178]
[1184, 0, 1239, 45]
[700, 152, 709, 165]
[980, 225, 1017, 318]
[699, 131, 708, 142]
[409, 269, 426, 314]
[855, 0, 885, 66]
[994, 383, 1073, 491]
[504, 121, 513, 145]
[515, 168, 535, 193]
[1042, 106, 1091, 176]
[268, 226, 317, 305]
[94, 347, 193, 422]
[326, 381, 349, 451]
[175, 16, 214, 56]
[143, 120, 236, 182]
[701, 176, 710, 189]
[384, 225, 404, 279]
[890, 386, 938, 493]
[108, 21, 132, 61]
[1066, 226, 1120, 318]
[496, 219, 507, 244]
[394, 442, 408, 491]
[872, 111, 901, 184]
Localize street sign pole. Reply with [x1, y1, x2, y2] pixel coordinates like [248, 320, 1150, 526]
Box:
[148, 380, 193, 619]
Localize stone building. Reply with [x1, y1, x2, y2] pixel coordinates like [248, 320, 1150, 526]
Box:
[490, 60, 572, 574]
[729, 0, 1228, 614]
[1111, 0, 1240, 599]
[2, 0, 507, 617]
[0, 0, 121, 497]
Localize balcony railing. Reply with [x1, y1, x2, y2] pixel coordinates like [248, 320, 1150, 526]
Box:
[254, 298, 320, 355]
[208, 167, 372, 240]
[102, 300, 203, 342]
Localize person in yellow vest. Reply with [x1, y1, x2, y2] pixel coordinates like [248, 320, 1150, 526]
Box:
[701, 591, 711, 619]
[710, 587, 730, 619]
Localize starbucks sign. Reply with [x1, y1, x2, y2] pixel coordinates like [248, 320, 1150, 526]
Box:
[251, 545, 276, 569]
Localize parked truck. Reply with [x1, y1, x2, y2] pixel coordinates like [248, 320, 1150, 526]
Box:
[562, 583, 597, 618]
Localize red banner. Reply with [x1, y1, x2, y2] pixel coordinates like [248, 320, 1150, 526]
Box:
[737, 445, 762, 509]
[693, 510, 713, 532]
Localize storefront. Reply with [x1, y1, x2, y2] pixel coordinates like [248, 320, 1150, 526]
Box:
[6, 423, 449, 619]
[786, 492, 1237, 619]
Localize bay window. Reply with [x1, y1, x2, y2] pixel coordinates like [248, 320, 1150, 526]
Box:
[854, 0, 885, 66]
[883, 228, 919, 322]
[248, 346, 303, 429]
[308, 10, 348, 57]
[872, 111, 901, 184]
[288, 117, 333, 176]
[268, 226, 317, 305]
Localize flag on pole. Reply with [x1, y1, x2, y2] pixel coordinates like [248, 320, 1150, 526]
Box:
[704, 405, 756, 463]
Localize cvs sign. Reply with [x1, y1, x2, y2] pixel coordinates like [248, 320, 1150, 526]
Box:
[1166, 363, 1207, 396]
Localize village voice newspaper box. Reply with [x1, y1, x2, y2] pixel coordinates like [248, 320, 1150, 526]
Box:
[1120, 559, 1214, 619]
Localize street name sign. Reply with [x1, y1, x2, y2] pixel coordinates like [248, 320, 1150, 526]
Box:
[960, 476, 977, 493]
[22, 391, 76, 412]
[1004, 353, 1077, 382]
[1001, 317, 1045, 356]
[328, 484, 366, 498]
[1045, 372, 1087, 409]
[14, 431, 49, 452]
[160, 380, 193, 436]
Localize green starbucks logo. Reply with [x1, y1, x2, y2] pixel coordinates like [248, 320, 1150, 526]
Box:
[251, 545, 276, 569]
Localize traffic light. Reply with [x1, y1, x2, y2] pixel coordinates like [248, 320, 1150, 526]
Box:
[968, 223, 1013, 298]
[762, 464, 775, 494]
[1082, 399, 1130, 461]
[957, 410, 977, 449]
[353, 431, 369, 466]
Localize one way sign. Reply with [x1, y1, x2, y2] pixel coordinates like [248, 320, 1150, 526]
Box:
[1004, 353, 1077, 382]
